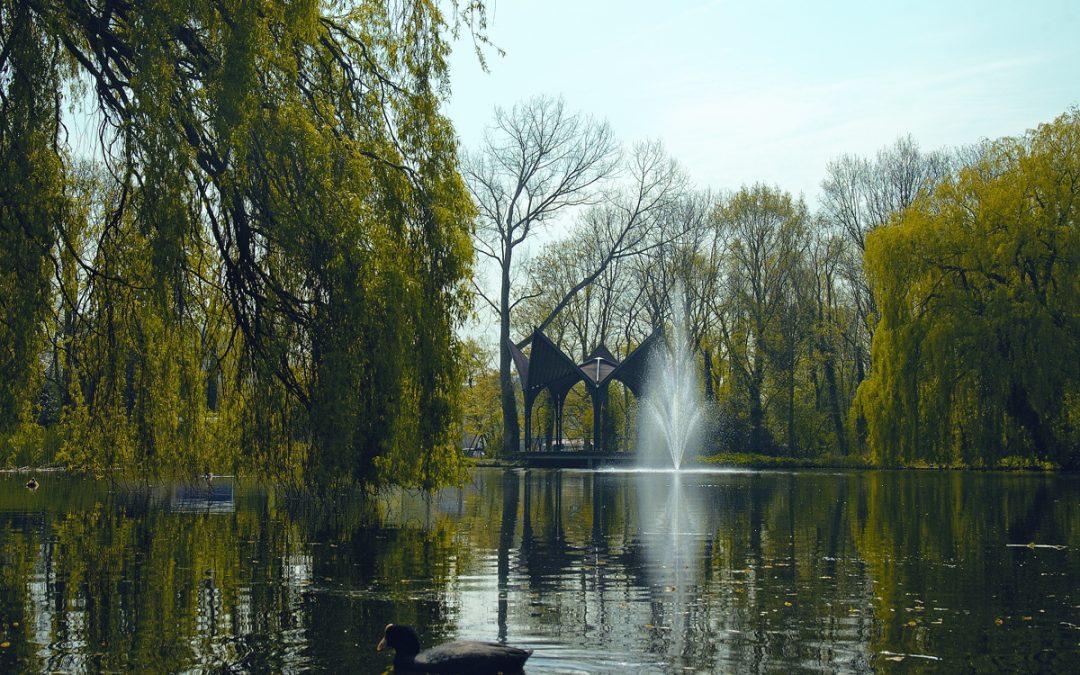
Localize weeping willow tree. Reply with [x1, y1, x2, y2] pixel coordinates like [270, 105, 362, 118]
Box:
[856, 110, 1080, 468]
[0, 0, 64, 460]
[0, 0, 481, 487]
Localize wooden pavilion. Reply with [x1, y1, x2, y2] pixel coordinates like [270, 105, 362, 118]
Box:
[507, 328, 664, 453]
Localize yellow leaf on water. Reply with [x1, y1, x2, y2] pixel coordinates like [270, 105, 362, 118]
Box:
[1022, 616, 1033, 621]
[906, 620, 917, 627]
[0, 642, 9, 649]
[995, 618, 1004, 626]
[784, 602, 793, 607]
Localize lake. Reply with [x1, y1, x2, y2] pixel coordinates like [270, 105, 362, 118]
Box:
[0, 468, 1076, 673]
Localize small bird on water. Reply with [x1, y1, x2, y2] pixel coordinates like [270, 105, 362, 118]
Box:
[25, 477, 38, 490]
[377, 623, 532, 674]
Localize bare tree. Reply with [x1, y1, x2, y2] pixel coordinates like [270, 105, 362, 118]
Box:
[463, 96, 620, 453]
[528, 141, 686, 338]
[820, 135, 951, 386]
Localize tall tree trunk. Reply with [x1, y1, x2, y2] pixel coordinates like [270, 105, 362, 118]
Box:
[822, 353, 848, 455]
[749, 336, 769, 453]
[703, 347, 714, 401]
[500, 256, 520, 454]
[786, 369, 796, 456]
[748, 379, 766, 453]
[1007, 381, 1050, 459]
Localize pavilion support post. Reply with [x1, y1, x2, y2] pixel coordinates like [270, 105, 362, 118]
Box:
[523, 391, 535, 453]
[555, 392, 565, 452]
[591, 386, 608, 453]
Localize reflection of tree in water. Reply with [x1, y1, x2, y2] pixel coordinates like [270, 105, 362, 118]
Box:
[2, 471, 1077, 672]
[0, 479, 474, 674]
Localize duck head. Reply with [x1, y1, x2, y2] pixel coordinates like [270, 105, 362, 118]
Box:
[376, 623, 421, 659]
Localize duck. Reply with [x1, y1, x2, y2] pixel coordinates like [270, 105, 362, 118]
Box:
[25, 477, 38, 491]
[377, 623, 532, 674]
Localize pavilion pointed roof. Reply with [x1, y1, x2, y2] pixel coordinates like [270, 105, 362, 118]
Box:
[509, 328, 664, 396]
[520, 331, 583, 396]
[509, 326, 668, 454]
[607, 328, 664, 396]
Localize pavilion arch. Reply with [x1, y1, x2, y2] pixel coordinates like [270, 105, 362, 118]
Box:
[508, 328, 664, 453]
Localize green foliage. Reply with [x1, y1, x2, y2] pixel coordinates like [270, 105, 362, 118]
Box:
[699, 451, 870, 469]
[510, 116, 1076, 469]
[0, 1, 63, 455]
[712, 184, 812, 454]
[857, 109, 1080, 468]
[0, 1, 478, 487]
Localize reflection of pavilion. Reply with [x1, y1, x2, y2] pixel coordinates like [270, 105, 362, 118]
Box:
[508, 328, 663, 453]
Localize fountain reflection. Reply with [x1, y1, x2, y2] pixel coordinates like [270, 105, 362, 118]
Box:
[1, 470, 1077, 673]
[631, 469, 721, 665]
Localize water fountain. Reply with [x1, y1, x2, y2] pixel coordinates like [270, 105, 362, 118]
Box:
[629, 298, 713, 667]
[637, 298, 706, 470]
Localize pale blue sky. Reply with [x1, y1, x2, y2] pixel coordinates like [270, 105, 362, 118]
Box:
[446, 0, 1079, 204]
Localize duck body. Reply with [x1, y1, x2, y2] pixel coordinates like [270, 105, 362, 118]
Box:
[405, 639, 531, 674]
[378, 624, 531, 674]
[25, 478, 38, 491]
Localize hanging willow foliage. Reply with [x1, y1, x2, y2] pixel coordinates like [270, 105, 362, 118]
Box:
[0, 0, 480, 486]
[857, 110, 1080, 468]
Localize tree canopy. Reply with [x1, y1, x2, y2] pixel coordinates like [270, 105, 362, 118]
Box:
[489, 108, 1078, 469]
[857, 110, 1080, 468]
[1, 0, 480, 486]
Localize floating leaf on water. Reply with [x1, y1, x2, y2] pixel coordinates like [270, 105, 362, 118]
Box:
[0, 642, 9, 649]
[1005, 543, 1067, 550]
[784, 602, 793, 607]
[906, 620, 917, 627]
[995, 618, 1004, 626]
[881, 650, 942, 662]
[1022, 616, 1033, 621]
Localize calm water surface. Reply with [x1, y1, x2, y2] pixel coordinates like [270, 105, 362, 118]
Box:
[0, 468, 1077, 673]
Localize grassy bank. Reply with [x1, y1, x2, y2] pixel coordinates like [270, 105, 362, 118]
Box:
[696, 452, 1061, 471]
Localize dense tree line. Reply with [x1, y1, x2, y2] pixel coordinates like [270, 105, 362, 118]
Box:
[0, 0, 486, 486]
[468, 106, 1078, 469]
[3, 1, 1074, 478]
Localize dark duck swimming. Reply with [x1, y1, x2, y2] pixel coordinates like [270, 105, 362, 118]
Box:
[377, 623, 532, 674]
